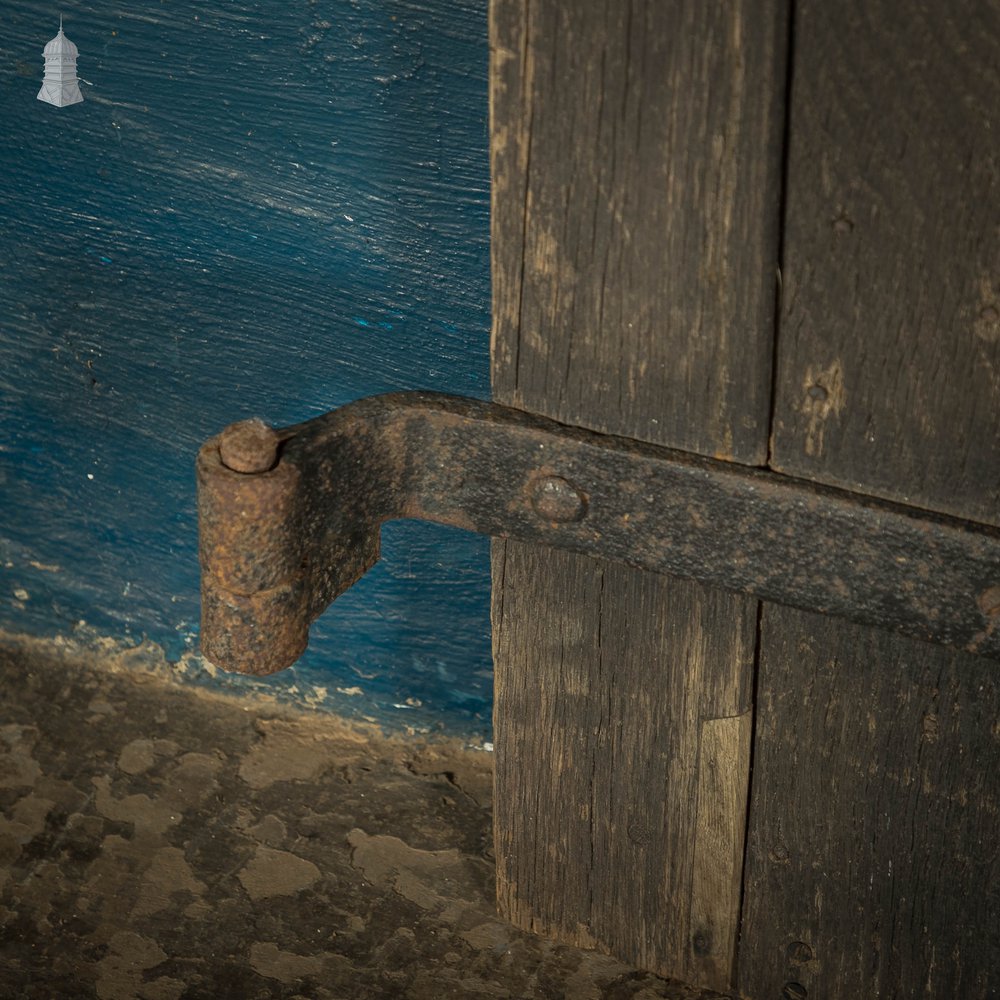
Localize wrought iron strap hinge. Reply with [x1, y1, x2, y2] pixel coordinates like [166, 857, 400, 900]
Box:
[196, 391, 1000, 674]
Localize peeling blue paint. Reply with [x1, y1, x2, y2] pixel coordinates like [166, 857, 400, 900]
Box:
[0, 0, 493, 735]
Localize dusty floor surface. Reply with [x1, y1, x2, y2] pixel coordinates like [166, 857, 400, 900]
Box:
[0, 639, 727, 1000]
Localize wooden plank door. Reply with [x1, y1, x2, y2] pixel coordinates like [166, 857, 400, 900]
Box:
[489, 1, 788, 990]
[739, 1, 1000, 996]
[489, 0, 999, 996]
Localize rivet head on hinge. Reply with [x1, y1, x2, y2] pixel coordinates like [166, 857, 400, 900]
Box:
[530, 475, 587, 523]
[218, 418, 280, 474]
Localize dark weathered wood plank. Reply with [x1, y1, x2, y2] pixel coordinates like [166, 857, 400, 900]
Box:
[493, 546, 758, 987]
[490, 0, 788, 462]
[490, 0, 788, 987]
[741, 608, 1000, 999]
[742, 2, 1000, 996]
[769, 0, 1000, 524]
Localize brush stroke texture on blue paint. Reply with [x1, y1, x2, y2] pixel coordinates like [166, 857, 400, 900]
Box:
[0, 0, 493, 734]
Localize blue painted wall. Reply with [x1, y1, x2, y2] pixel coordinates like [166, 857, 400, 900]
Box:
[0, 1, 494, 735]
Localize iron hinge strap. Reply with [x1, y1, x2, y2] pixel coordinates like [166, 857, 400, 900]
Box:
[196, 391, 1000, 674]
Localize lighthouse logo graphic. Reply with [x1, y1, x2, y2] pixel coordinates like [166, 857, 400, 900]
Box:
[37, 17, 84, 108]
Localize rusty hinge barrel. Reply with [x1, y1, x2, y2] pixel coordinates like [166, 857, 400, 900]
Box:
[197, 391, 1000, 674]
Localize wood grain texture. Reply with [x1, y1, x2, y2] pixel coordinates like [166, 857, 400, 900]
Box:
[742, 4, 1000, 995]
[490, 0, 788, 462]
[493, 546, 757, 986]
[689, 710, 754, 989]
[490, 0, 788, 987]
[769, 0, 1000, 524]
[741, 608, 1000, 999]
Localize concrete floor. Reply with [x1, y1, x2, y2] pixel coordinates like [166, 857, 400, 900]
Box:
[0, 638, 727, 1000]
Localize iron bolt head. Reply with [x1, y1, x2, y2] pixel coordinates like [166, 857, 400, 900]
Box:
[786, 941, 814, 963]
[218, 418, 279, 474]
[769, 841, 790, 863]
[530, 475, 586, 522]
